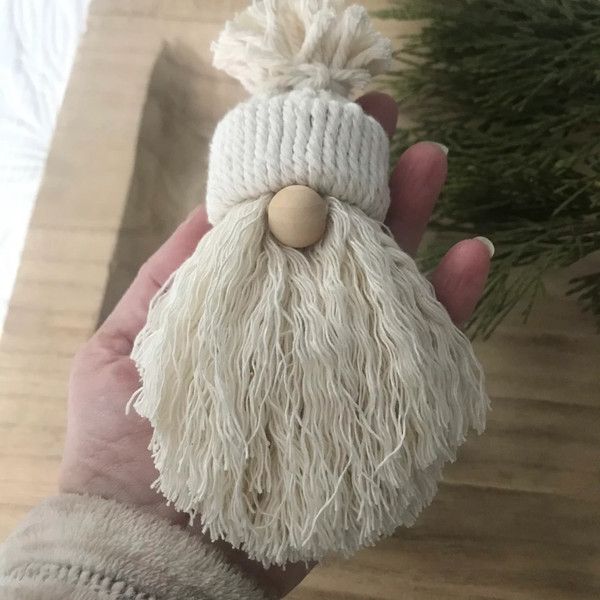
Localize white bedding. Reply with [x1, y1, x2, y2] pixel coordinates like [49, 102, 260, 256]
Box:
[0, 0, 91, 332]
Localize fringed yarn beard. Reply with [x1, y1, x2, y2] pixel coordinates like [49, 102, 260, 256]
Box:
[131, 196, 488, 566]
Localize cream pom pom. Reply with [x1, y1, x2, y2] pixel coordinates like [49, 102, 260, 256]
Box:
[212, 0, 393, 97]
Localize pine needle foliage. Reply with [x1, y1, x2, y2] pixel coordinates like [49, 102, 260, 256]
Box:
[378, 0, 600, 338]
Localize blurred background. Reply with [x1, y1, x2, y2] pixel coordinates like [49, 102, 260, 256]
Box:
[0, 1, 598, 598]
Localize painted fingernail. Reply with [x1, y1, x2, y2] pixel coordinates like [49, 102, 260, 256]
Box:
[475, 236, 495, 257]
[428, 142, 449, 155]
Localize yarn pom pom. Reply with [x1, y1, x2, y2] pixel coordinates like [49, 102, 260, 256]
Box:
[212, 0, 393, 97]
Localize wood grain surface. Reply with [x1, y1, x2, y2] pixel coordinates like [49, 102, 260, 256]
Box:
[1, 1, 599, 598]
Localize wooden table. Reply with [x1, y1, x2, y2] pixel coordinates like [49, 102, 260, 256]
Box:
[1, 1, 599, 598]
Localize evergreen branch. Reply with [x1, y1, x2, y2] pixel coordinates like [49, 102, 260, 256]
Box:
[567, 272, 600, 327]
[380, 0, 600, 337]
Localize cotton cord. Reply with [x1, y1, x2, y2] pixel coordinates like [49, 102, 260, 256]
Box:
[132, 198, 488, 565]
[131, 0, 489, 566]
[206, 89, 390, 226]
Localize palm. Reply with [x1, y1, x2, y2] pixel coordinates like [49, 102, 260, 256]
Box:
[59, 93, 491, 598]
[63, 345, 177, 519]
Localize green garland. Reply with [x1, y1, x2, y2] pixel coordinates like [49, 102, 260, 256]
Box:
[378, 0, 600, 337]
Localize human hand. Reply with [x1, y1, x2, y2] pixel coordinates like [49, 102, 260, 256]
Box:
[59, 92, 491, 597]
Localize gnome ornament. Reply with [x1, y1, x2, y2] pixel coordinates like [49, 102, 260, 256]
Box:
[131, 0, 489, 567]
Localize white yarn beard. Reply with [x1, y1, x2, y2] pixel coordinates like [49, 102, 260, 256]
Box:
[131, 196, 489, 566]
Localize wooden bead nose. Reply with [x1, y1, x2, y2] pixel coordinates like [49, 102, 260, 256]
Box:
[267, 185, 328, 248]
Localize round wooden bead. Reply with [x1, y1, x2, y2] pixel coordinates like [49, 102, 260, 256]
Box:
[267, 185, 328, 248]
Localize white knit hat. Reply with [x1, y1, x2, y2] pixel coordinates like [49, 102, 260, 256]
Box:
[206, 0, 393, 225]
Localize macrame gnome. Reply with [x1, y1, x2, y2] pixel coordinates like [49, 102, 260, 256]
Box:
[131, 0, 489, 567]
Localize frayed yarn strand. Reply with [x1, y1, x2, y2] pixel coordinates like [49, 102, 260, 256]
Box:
[212, 0, 392, 97]
[132, 198, 488, 566]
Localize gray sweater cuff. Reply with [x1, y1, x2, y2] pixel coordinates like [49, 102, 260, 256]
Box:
[0, 494, 269, 600]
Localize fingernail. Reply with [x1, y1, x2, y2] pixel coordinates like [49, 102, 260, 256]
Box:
[428, 142, 449, 155]
[475, 236, 495, 257]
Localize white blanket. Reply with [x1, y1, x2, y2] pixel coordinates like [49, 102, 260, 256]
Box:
[0, 0, 90, 331]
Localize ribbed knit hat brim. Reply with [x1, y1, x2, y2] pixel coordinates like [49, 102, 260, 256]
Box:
[206, 89, 390, 225]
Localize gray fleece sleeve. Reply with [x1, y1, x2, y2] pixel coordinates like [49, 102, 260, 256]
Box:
[0, 494, 270, 600]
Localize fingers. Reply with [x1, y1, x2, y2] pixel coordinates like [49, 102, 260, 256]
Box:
[356, 91, 398, 139]
[356, 92, 448, 257]
[97, 206, 211, 351]
[387, 142, 448, 255]
[386, 139, 488, 324]
[431, 238, 493, 326]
